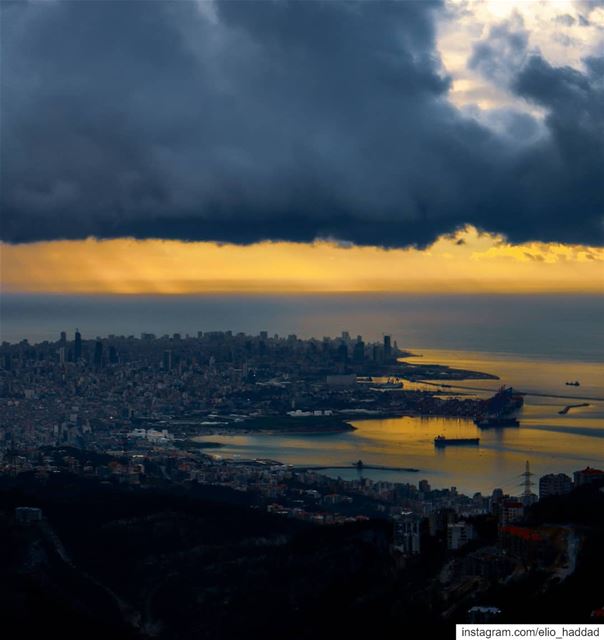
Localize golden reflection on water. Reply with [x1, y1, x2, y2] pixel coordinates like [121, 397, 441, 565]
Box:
[402, 349, 604, 400]
[197, 349, 604, 494]
[197, 411, 603, 494]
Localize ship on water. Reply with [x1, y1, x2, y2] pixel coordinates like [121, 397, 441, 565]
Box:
[481, 386, 524, 414]
[369, 377, 403, 390]
[434, 435, 479, 448]
[474, 386, 523, 428]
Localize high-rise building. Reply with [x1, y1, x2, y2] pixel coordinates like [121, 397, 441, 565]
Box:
[352, 339, 365, 363]
[393, 511, 421, 555]
[93, 340, 103, 368]
[74, 329, 82, 361]
[489, 488, 504, 516]
[383, 335, 392, 359]
[447, 522, 475, 550]
[428, 507, 456, 536]
[539, 473, 572, 498]
[60, 331, 67, 344]
[163, 350, 173, 371]
[336, 342, 348, 368]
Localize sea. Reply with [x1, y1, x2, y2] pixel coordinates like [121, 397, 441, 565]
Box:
[2, 293, 603, 495]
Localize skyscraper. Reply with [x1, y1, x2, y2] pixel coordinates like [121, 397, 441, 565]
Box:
[383, 335, 392, 359]
[352, 338, 365, 363]
[74, 329, 82, 361]
[336, 342, 348, 366]
[393, 511, 420, 555]
[94, 340, 103, 368]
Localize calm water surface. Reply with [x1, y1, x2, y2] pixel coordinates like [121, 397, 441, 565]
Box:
[3, 294, 602, 494]
[197, 348, 604, 494]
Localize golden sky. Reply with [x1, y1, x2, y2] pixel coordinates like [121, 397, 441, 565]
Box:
[2, 227, 602, 294]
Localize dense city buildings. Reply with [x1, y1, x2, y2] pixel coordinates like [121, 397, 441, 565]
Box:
[0, 328, 602, 637]
[0, 328, 502, 460]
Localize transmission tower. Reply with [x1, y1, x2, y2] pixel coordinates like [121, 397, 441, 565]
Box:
[520, 460, 535, 502]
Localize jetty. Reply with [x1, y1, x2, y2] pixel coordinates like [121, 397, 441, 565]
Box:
[558, 403, 590, 415]
[417, 380, 604, 403]
[294, 463, 419, 473]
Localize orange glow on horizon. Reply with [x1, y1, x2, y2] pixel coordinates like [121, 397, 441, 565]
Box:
[1, 228, 603, 295]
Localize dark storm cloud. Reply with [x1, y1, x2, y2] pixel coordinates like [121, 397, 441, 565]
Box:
[505, 54, 604, 244]
[1, 0, 602, 247]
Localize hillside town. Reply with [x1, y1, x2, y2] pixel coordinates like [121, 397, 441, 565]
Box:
[1, 330, 603, 629]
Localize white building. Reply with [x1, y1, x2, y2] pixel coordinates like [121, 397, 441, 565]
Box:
[447, 522, 475, 550]
[393, 511, 421, 555]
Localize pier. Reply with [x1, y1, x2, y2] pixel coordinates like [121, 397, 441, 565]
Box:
[558, 403, 590, 415]
[294, 463, 419, 473]
[417, 380, 604, 403]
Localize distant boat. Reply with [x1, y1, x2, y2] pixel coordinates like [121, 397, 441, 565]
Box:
[474, 416, 519, 428]
[565, 381, 581, 386]
[434, 435, 479, 448]
[370, 378, 403, 390]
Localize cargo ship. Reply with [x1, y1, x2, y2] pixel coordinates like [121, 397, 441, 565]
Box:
[474, 416, 519, 428]
[434, 435, 479, 448]
[482, 386, 524, 415]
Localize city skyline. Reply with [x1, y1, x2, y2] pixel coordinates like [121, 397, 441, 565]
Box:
[1, 1, 602, 634]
